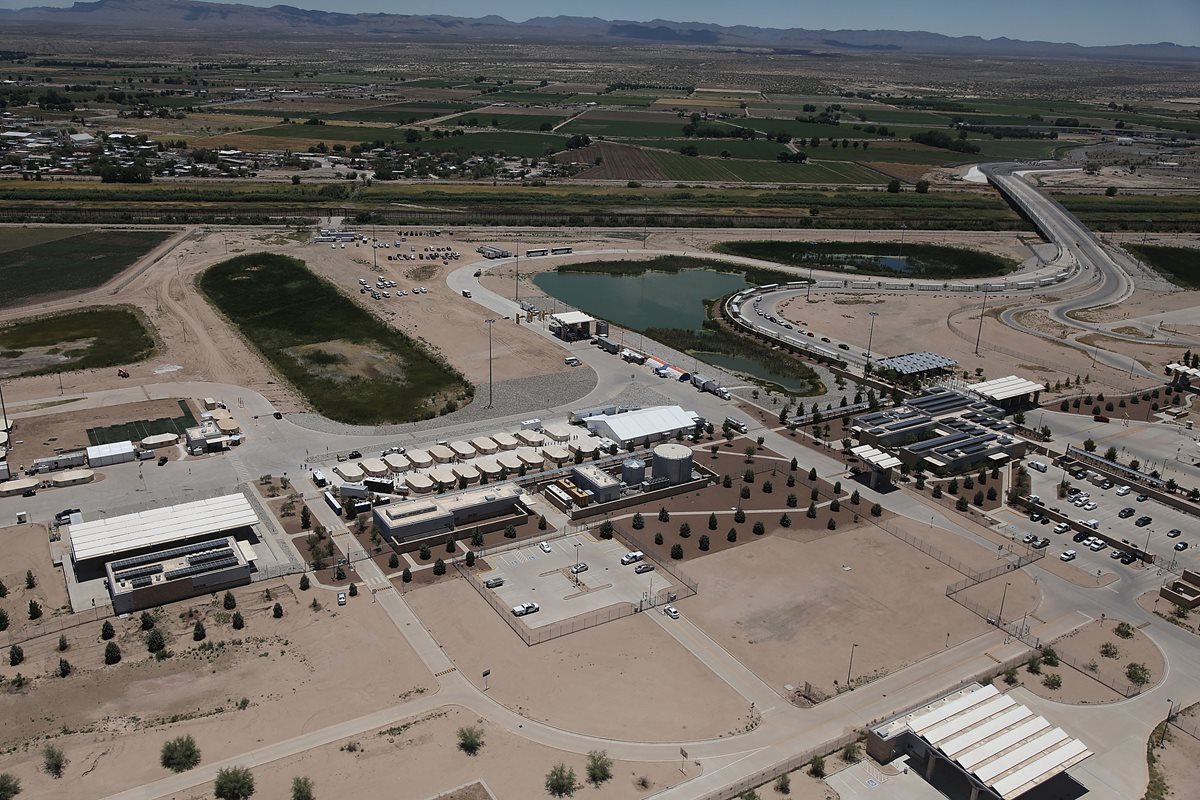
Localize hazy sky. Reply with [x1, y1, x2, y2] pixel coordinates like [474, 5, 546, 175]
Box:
[3, 0, 1198, 47]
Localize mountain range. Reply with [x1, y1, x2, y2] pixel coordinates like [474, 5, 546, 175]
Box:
[2, 0, 1198, 61]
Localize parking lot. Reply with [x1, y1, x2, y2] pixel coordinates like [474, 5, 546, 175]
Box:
[480, 533, 672, 628]
[1026, 466, 1199, 572]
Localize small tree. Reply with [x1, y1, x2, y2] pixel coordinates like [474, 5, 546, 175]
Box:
[830, 498, 840, 512]
[1003, 667, 1018, 685]
[291, 776, 315, 800]
[870, 503, 882, 517]
[465, 551, 476, 567]
[973, 490, 984, 507]
[57, 634, 68, 652]
[8, 645, 23, 666]
[223, 591, 237, 610]
[599, 520, 614, 539]
[27, 600, 41, 620]
[419, 543, 432, 560]
[402, 567, 412, 583]
[741, 486, 751, 499]
[146, 628, 166, 654]
[670, 544, 684, 560]
[780, 513, 792, 528]
[808, 467, 818, 481]
[388, 553, 400, 569]
[0, 773, 20, 800]
[545, 763, 577, 797]
[679, 522, 691, 539]
[193, 621, 206, 641]
[457, 725, 484, 755]
[104, 642, 122, 665]
[140, 611, 156, 631]
[631, 512, 644, 530]
[42, 744, 65, 778]
[586, 750, 613, 786]
[658, 507, 670, 522]
[0, 579, 6, 598]
[955, 497, 969, 512]
[273, 603, 284, 619]
[708, 512, 718, 530]
[445, 534, 456, 553]
[1126, 662, 1151, 686]
[842, 742, 861, 763]
[300, 505, 311, 530]
[232, 612, 245, 630]
[775, 772, 791, 795]
[734, 508, 745, 523]
[809, 754, 826, 778]
[727, 528, 737, 543]
[214, 765, 256, 800]
[850, 489, 860, 505]
[1041, 646, 1060, 667]
[1043, 673, 1062, 690]
[24, 570, 35, 590]
[699, 535, 710, 552]
[504, 525, 517, 539]
[1026, 655, 1042, 675]
[790, 457, 798, 471]
[161, 735, 202, 773]
[433, 559, 446, 576]
[654, 532, 664, 545]
[299, 575, 310, 591]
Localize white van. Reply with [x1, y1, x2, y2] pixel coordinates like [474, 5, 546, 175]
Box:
[564, 356, 582, 367]
[620, 551, 644, 565]
[1028, 460, 1048, 473]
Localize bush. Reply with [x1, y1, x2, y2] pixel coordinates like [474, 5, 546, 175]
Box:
[1114, 621, 1135, 639]
[1041, 646, 1060, 667]
[670, 544, 684, 560]
[809, 754, 826, 778]
[787, 493, 798, 508]
[762, 481, 773, 494]
[850, 489, 860, 505]
[273, 603, 284, 619]
[213, 765, 255, 800]
[140, 611, 156, 631]
[1100, 641, 1120, 658]
[775, 772, 791, 795]
[194, 621, 206, 641]
[8, 645, 23, 667]
[419, 544, 431, 560]
[1126, 662, 1151, 686]
[932, 485, 943, 498]
[743, 468, 755, 483]
[223, 591, 237, 610]
[955, 497, 969, 511]
[699, 535, 710, 552]
[104, 642, 122, 664]
[870, 503, 882, 517]
[586, 750, 613, 786]
[299, 575, 310, 591]
[780, 513, 791, 528]
[679, 522, 691, 538]
[0, 773, 20, 800]
[830, 498, 840, 512]
[161, 734, 202, 773]
[973, 490, 984, 507]
[545, 763, 577, 797]
[465, 550, 476, 567]
[740, 486, 751, 499]
[1026, 655, 1042, 674]
[658, 507, 670, 522]
[232, 612, 244, 630]
[1043, 673, 1062, 690]
[631, 512, 644, 529]
[1003, 667, 1018, 685]
[504, 525, 517, 539]
[708, 512, 719, 530]
[727, 528, 737, 543]
[57, 634, 68, 652]
[146, 628, 166, 654]
[457, 725, 484, 755]
[433, 559, 446, 576]
[654, 532, 664, 545]
[753, 521, 765, 535]
[808, 467, 817, 481]
[42, 744, 66, 778]
[827, 518, 837, 530]
[842, 742, 861, 763]
[291, 776, 315, 800]
[388, 553, 399, 569]
[0, 579, 5, 598]
[402, 567, 412, 583]
[734, 508, 745, 523]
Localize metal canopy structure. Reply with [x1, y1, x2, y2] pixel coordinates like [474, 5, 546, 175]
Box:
[584, 405, 698, 445]
[69, 493, 258, 563]
[971, 375, 1044, 402]
[899, 684, 1092, 800]
[874, 352, 958, 375]
[551, 311, 595, 326]
[850, 444, 902, 470]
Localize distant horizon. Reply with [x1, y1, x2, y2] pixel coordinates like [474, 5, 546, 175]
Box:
[1, 0, 1198, 48]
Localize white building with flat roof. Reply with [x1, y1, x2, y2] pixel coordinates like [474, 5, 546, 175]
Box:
[583, 405, 699, 447]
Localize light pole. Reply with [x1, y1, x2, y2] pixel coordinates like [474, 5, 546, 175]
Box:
[997, 581, 1011, 628]
[806, 266, 814, 301]
[846, 642, 858, 689]
[866, 311, 880, 366]
[897, 223, 908, 261]
[974, 286, 990, 356]
[1161, 699, 1173, 747]
[514, 239, 520, 305]
[485, 319, 496, 408]
[574, 541, 581, 584]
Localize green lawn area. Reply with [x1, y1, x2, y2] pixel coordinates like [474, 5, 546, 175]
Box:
[0, 307, 156, 377]
[326, 103, 470, 124]
[559, 115, 695, 138]
[438, 111, 571, 131]
[200, 253, 470, 424]
[713, 240, 1017, 278]
[566, 94, 657, 107]
[0, 229, 172, 307]
[87, 400, 197, 446]
[1122, 244, 1200, 289]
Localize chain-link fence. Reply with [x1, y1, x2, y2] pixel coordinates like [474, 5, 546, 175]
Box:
[2, 605, 109, 649]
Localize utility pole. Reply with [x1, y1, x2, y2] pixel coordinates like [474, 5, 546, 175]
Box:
[974, 286, 990, 356]
[806, 266, 814, 301]
[998, 581, 1011, 628]
[485, 319, 496, 408]
[514, 239, 520, 306]
[846, 642, 858, 689]
[866, 311, 880, 367]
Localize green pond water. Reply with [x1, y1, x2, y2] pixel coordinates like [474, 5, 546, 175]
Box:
[532, 268, 815, 392]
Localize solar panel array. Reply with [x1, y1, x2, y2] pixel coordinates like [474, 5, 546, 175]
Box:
[114, 563, 163, 583]
[187, 548, 234, 566]
[875, 352, 958, 375]
[109, 539, 230, 572]
[164, 555, 239, 581]
[131, 576, 154, 589]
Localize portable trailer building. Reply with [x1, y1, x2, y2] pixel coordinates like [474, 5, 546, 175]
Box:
[86, 441, 136, 468]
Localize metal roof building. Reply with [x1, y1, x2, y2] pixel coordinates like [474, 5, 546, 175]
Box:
[874, 352, 958, 376]
[69, 493, 259, 564]
[583, 405, 699, 447]
[871, 683, 1092, 800]
[971, 376, 1045, 403]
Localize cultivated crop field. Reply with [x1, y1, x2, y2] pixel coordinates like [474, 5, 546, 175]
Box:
[0, 228, 171, 307]
[0, 307, 156, 378]
[200, 253, 470, 424]
[438, 111, 572, 130]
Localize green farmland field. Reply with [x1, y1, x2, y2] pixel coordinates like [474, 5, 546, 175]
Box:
[200, 253, 470, 424]
[559, 116, 696, 138]
[0, 307, 156, 378]
[646, 151, 883, 184]
[245, 124, 410, 143]
[1122, 244, 1200, 289]
[439, 111, 572, 131]
[0, 228, 171, 307]
[325, 103, 470, 124]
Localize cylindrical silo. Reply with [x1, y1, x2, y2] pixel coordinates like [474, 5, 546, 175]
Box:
[622, 458, 646, 485]
[651, 443, 693, 485]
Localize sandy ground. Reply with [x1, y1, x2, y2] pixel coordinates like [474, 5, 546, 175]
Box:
[0, 575, 434, 799]
[1155, 707, 1200, 800]
[404, 577, 752, 741]
[0, 523, 70, 634]
[681, 530, 995, 697]
[211, 705, 692, 800]
[4, 397, 196, 464]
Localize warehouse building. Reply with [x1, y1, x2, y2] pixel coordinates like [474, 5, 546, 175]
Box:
[583, 405, 700, 447]
[869, 683, 1091, 800]
[68, 493, 261, 581]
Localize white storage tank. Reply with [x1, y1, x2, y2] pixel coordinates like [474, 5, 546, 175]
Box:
[651, 443, 694, 485]
[622, 458, 646, 485]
